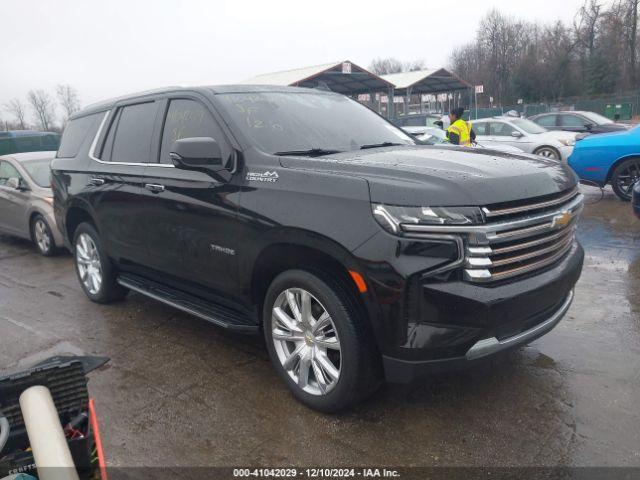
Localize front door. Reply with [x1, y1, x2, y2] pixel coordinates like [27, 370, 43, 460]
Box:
[559, 114, 589, 133]
[142, 96, 241, 299]
[484, 121, 531, 150]
[0, 160, 29, 237]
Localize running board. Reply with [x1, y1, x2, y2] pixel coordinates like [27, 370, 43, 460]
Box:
[117, 273, 259, 333]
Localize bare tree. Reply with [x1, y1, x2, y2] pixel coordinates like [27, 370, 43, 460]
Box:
[369, 57, 426, 76]
[448, 4, 621, 104]
[404, 59, 426, 71]
[56, 84, 80, 122]
[574, 0, 602, 57]
[4, 98, 28, 129]
[369, 57, 404, 75]
[620, 0, 640, 88]
[27, 90, 56, 131]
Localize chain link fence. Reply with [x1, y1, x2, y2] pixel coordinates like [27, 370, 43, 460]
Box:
[471, 91, 640, 121]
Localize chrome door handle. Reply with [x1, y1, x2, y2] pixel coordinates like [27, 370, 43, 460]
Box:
[88, 177, 105, 186]
[145, 183, 165, 193]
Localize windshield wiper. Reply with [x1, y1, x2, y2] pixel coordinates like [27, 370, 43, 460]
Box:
[359, 142, 405, 150]
[274, 148, 343, 157]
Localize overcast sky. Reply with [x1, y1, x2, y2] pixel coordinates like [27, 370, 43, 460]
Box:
[1, 0, 595, 125]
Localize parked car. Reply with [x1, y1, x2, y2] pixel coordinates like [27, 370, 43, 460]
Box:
[0, 151, 63, 256]
[473, 117, 577, 161]
[569, 125, 640, 201]
[52, 86, 584, 412]
[393, 113, 443, 128]
[529, 111, 629, 136]
[403, 126, 525, 154]
[0, 131, 60, 156]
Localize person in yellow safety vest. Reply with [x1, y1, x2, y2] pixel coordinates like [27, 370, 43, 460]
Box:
[446, 107, 476, 146]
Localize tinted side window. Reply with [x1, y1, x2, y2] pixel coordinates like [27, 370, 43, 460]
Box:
[560, 115, 587, 127]
[100, 109, 121, 161]
[0, 161, 22, 186]
[489, 122, 514, 136]
[58, 114, 100, 158]
[159, 99, 223, 164]
[110, 102, 157, 163]
[474, 123, 487, 135]
[536, 115, 557, 127]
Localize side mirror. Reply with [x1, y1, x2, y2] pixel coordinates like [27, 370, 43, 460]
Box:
[511, 131, 523, 138]
[169, 137, 227, 173]
[585, 123, 594, 131]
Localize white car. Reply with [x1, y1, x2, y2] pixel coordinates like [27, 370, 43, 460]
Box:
[403, 126, 525, 154]
[472, 117, 577, 161]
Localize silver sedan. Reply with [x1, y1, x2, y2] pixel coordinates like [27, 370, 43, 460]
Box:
[403, 126, 525, 154]
[473, 117, 578, 161]
[0, 151, 64, 256]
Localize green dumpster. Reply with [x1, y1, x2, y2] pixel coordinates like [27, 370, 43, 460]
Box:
[605, 103, 633, 121]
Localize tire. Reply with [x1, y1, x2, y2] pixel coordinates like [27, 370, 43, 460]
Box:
[73, 222, 127, 303]
[31, 214, 58, 257]
[611, 158, 640, 201]
[533, 146, 561, 160]
[263, 269, 381, 412]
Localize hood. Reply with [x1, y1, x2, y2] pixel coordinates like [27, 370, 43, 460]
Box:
[538, 130, 578, 142]
[428, 141, 524, 154]
[575, 125, 639, 148]
[475, 142, 524, 153]
[280, 145, 577, 206]
[598, 123, 630, 132]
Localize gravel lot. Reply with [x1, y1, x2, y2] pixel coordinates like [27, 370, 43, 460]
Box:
[0, 185, 639, 467]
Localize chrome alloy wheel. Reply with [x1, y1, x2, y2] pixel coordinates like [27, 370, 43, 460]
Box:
[271, 288, 341, 396]
[34, 219, 51, 253]
[535, 147, 559, 159]
[76, 233, 102, 295]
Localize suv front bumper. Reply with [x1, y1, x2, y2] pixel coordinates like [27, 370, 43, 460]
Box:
[381, 242, 583, 383]
[465, 290, 572, 360]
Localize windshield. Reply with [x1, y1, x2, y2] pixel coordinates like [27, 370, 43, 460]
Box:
[217, 92, 415, 155]
[509, 118, 548, 134]
[21, 159, 51, 188]
[582, 111, 614, 125]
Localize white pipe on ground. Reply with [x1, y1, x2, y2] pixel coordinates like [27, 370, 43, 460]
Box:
[19, 386, 80, 480]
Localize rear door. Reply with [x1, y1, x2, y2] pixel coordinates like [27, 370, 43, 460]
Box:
[87, 101, 160, 267]
[142, 94, 241, 297]
[0, 160, 30, 237]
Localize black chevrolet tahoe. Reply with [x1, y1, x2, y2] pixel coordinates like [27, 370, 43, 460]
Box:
[51, 86, 584, 412]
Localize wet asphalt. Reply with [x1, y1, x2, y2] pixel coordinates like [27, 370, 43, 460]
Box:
[0, 185, 639, 468]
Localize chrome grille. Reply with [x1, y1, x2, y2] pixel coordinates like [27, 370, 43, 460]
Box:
[481, 188, 581, 219]
[465, 188, 583, 283]
[400, 187, 583, 283]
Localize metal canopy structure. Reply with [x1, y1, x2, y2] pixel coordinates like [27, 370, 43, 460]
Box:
[241, 60, 393, 95]
[242, 64, 472, 118]
[382, 68, 472, 95]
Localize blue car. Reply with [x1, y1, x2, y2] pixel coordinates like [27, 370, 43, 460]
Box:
[568, 125, 640, 201]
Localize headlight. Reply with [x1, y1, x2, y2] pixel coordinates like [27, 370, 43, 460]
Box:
[559, 139, 575, 147]
[372, 204, 483, 234]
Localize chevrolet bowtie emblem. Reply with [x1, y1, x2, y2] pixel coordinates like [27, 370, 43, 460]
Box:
[551, 211, 572, 229]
